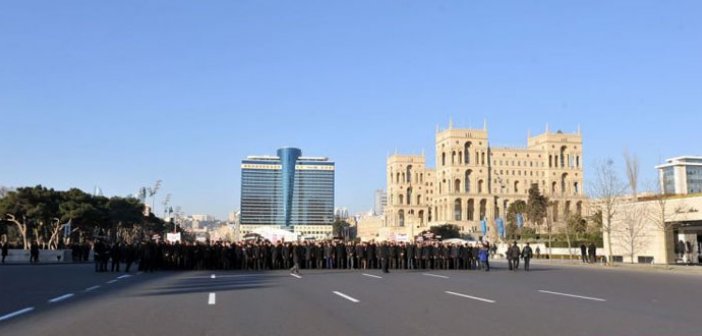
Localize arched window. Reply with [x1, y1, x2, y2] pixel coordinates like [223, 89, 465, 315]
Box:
[574, 182, 579, 195]
[561, 173, 568, 194]
[396, 173, 400, 184]
[464, 142, 472, 164]
[576, 201, 583, 216]
[420, 173, 424, 183]
[551, 181, 557, 194]
[467, 199, 475, 221]
[454, 179, 461, 193]
[465, 170, 472, 192]
[479, 199, 487, 220]
[418, 210, 425, 225]
[406, 165, 413, 183]
[564, 201, 571, 217]
[442, 152, 446, 166]
[478, 179, 484, 193]
[398, 194, 404, 204]
[454, 198, 463, 221]
[452, 151, 456, 164]
[407, 187, 412, 205]
[549, 155, 552, 168]
[576, 156, 580, 168]
[458, 151, 463, 164]
[514, 181, 520, 194]
[552, 201, 559, 222]
[481, 152, 486, 165]
[398, 210, 405, 227]
[417, 194, 421, 205]
[560, 146, 567, 168]
[401, 172, 405, 183]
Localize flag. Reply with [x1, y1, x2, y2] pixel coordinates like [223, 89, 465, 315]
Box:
[496, 218, 505, 238]
[516, 213, 524, 228]
[480, 218, 487, 236]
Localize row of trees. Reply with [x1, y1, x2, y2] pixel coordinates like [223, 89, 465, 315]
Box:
[0, 185, 167, 250]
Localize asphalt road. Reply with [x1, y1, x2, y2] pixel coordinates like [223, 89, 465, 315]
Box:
[1, 262, 701, 336]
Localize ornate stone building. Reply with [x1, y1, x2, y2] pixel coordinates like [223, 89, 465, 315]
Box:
[382, 122, 586, 240]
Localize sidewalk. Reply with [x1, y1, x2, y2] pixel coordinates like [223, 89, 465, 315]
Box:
[526, 257, 702, 275]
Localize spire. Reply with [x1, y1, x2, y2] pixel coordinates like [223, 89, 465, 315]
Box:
[448, 117, 454, 130]
[483, 118, 487, 131]
[577, 124, 582, 135]
[545, 123, 550, 134]
[527, 129, 531, 138]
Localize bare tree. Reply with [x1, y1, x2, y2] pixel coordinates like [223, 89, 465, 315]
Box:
[147, 180, 162, 215]
[4, 214, 29, 249]
[624, 149, 640, 200]
[646, 180, 684, 263]
[0, 186, 11, 198]
[617, 202, 650, 263]
[589, 159, 627, 265]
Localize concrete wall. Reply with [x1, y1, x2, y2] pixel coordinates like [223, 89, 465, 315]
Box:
[2, 249, 74, 264]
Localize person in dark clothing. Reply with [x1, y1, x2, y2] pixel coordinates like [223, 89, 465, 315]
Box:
[588, 243, 597, 264]
[111, 242, 122, 272]
[522, 243, 533, 271]
[1, 241, 8, 263]
[29, 241, 40, 264]
[124, 243, 137, 272]
[379, 242, 389, 273]
[510, 242, 521, 271]
[580, 244, 587, 263]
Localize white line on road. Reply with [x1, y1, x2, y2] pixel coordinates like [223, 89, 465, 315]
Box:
[106, 280, 118, 284]
[362, 273, 383, 279]
[48, 293, 75, 304]
[445, 291, 496, 303]
[0, 307, 35, 322]
[290, 273, 302, 279]
[117, 275, 131, 279]
[538, 290, 607, 302]
[85, 285, 101, 292]
[333, 291, 360, 303]
[208, 293, 216, 305]
[422, 273, 449, 279]
[211, 274, 216, 279]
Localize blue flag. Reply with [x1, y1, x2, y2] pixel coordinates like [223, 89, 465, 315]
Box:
[480, 218, 487, 236]
[496, 218, 505, 238]
[516, 213, 524, 228]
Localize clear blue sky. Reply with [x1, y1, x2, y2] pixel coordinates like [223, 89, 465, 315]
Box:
[1, 1, 700, 219]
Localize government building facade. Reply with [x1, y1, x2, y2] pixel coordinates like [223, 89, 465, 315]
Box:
[380, 123, 586, 241]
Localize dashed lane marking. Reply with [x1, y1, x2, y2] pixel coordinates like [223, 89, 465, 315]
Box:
[333, 291, 360, 303]
[117, 275, 131, 279]
[445, 291, 496, 303]
[290, 273, 302, 279]
[48, 293, 75, 304]
[538, 290, 606, 302]
[85, 285, 101, 292]
[106, 280, 118, 284]
[362, 273, 383, 279]
[422, 273, 449, 279]
[208, 293, 216, 305]
[0, 307, 35, 322]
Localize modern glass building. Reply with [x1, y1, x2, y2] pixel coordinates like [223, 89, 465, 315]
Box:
[657, 156, 702, 195]
[240, 147, 335, 229]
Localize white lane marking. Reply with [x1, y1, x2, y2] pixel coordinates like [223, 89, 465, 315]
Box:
[333, 291, 360, 303]
[208, 293, 216, 305]
[538, 290, 607, 302]
[290, 273, 302, 279]
[48, 293, 75, 303]
[85, 285, 101, 292]
[445, 291, 496, 303]
[117, 275, 131, 279]
[183, 274, 255, 279]
[422, 273, 449, 279]
[0, 307, 35, 321]
[211, 274, 216, 279]
[106, 280, 118, 284]
[362, 273, 383, 279]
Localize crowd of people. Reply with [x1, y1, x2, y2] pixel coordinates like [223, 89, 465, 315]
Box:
[87, 239, 539, 273]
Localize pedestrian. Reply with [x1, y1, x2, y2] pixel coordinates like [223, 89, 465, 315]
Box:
[1, 241, 8, 263]
[379, 242, 389, 273]
[522, 243, 533, 271]
[580, 243, 587, 263]
[588, 243, 597, 264]
[478, 245, 489, 271]
[535, 246, 541, 259]
[290, 243, 301, 275]
[30, 240, 40, 264]
[510, 242, 521, 271]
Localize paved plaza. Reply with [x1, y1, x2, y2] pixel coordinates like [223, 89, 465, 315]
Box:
[1, 262, 701, 335]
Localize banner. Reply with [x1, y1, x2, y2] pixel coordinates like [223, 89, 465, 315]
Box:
[516, 213, 524, 228]
[496, 218, 505, 239]
[480, 218, 487, 236]
[166, 232, 181, 243]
